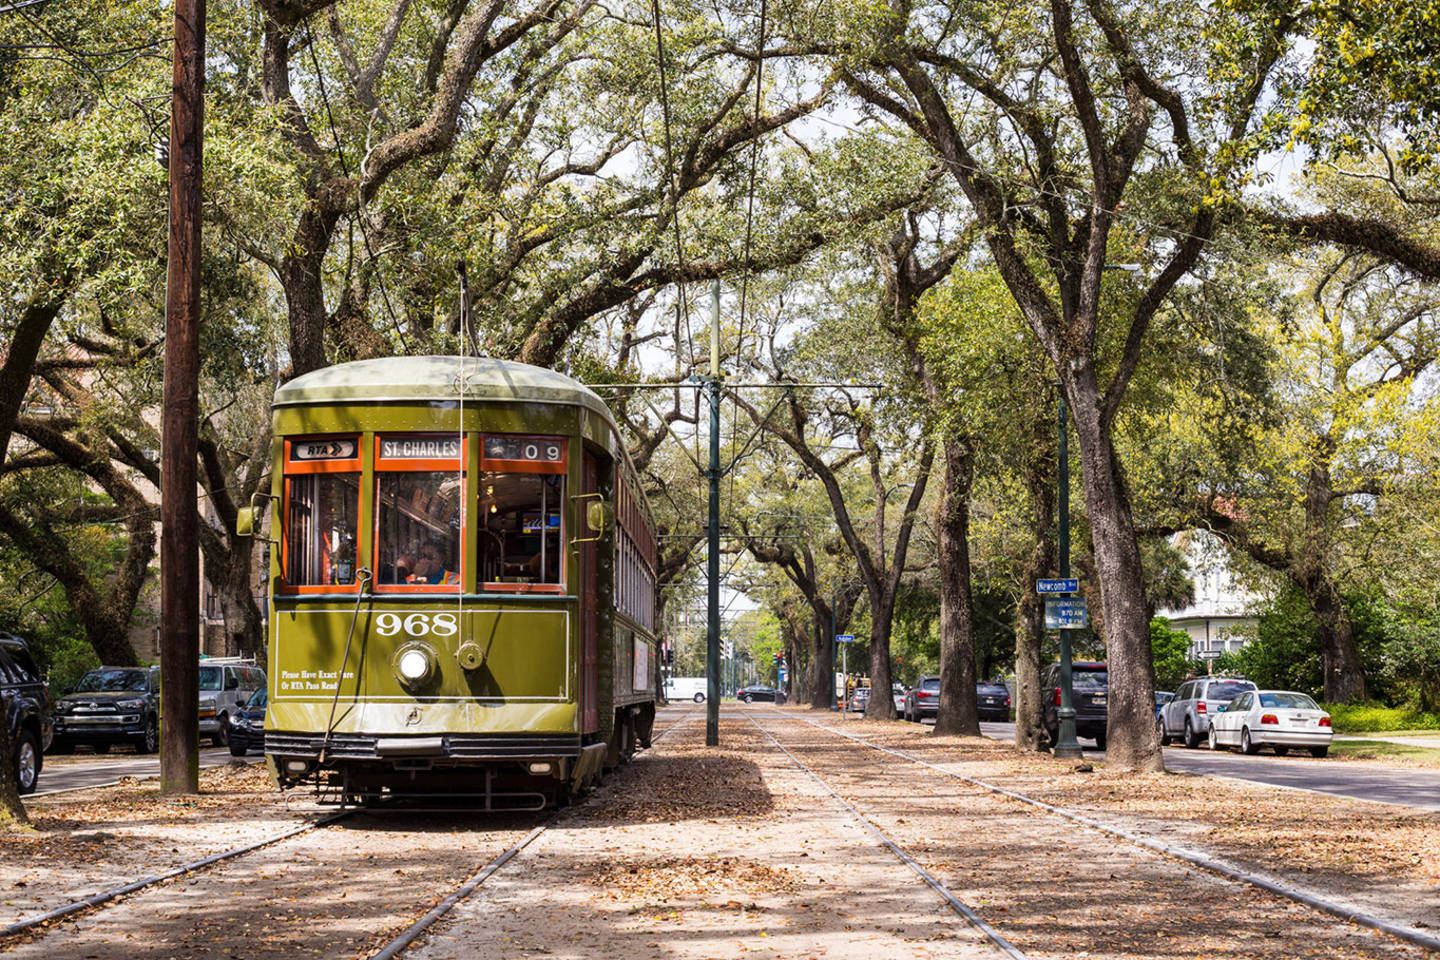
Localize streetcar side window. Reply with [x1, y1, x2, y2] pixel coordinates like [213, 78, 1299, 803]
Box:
[372, 434, 465, 591]
[284, 472, 361, 587]
[477, 472, 564, 587]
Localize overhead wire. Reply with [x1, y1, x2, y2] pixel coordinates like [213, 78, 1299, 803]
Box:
[303, 20, 413, 354]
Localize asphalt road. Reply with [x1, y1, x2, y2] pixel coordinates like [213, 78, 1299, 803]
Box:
[974, 720, 1440, 811]
[33, 747, 262, 796]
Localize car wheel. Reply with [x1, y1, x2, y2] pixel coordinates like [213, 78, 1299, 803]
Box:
[92, 742, 110, 755]
[49, 740, 73, 755]
[1184, 718, 1199, 749]
[14, 729, 40, 795]
[1093, 732, 1107, 751]
[743, 695, 753, 704]
[135, 717, 158, 754]
[1273, 746, 1290, 757]
[229, 736, 248, 757]
[1157, 719, 1170, 747]
[693, 693, 704, 703]
[1208, 727, 1220, 751]
[1241, 727, 1259, 755]
[1310, 746, 1328, 758]
[212, 714, 229, 746]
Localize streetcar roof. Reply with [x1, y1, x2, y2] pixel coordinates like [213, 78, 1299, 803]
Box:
[273, 356, 611, 419]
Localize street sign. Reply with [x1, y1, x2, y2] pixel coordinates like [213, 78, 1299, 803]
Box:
[1197, 650, 1222, 660]
[835, 634, 856, 643]
[1037, 578, 1079, 593]
[1044, 598, 1088, 629]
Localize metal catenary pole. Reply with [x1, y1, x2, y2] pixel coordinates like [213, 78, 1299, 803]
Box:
[1053, 393, 1083, 759]
[161, 0, 205, 795]
[706, 282, 722, 746]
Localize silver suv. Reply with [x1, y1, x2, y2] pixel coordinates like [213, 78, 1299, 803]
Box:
[1159, 676, 1257, 748]
[199, 661, 266, 746]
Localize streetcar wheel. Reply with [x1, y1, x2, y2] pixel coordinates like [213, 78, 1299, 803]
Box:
[14, 730, 40, 795]
[1241, 727, 1259, 755]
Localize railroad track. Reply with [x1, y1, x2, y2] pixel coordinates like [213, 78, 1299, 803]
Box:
[1, 712, 694, 959]
[756, 710, 1438, 959]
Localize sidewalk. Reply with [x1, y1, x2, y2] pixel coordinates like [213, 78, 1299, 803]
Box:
[1335, 733, 1440, 748]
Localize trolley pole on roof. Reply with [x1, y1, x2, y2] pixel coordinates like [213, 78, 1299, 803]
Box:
[705, 282, 721, 746]
[160, 0, 205, 795]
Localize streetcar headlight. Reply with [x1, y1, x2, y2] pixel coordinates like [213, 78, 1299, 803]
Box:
[393, 643, 438, 690]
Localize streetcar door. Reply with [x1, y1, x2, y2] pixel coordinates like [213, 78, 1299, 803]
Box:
[580, 452, 600, 734]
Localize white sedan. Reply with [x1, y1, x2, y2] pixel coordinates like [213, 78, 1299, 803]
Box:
[1208, 689, 1333, 757]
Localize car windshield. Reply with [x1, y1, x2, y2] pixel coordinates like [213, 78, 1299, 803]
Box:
[76, 669, 149, 693]
[1208, 682, 1253, 700]
[1072, 670, 1108, 690]
[199, 667, 223, 691]
[247, 689, 268, 709]
[1258, 692, 1319, 709]
[920, 679, 940, 692]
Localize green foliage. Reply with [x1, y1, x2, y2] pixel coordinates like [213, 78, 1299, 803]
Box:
[1150, 618, 1195, 692]
[1323, 702, 1440, 734]
[1212, 585, 1323, 694]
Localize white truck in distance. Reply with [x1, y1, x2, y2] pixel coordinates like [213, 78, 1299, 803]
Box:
[665, 677, 708, 703]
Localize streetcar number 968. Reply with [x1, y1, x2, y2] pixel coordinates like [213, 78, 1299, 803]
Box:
[374, 612, 459, 637]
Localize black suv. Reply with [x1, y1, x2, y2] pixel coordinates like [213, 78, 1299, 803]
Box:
[0, 633, 52, 794]
[52, 666, 160, 754]
[1041, 661, 1108, 750]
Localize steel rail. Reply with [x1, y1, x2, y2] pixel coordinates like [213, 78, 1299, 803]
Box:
[0, 809, 352, 940]
[785, 712, 1440, 956]
[367, 710, 695, 958]
[744, 715, 1029, 960]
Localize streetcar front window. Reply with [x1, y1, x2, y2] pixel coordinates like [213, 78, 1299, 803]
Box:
[284, 473, 360, 587]
[477, 472, 564, 587]
[375, 471, 463, 587]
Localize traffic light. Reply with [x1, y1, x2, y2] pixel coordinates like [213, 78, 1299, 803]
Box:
[772, 651, 780, 666]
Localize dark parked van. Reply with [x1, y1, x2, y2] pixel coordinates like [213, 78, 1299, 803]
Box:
[0, 633, 52, 794]
[1041, 661, 1108, 750]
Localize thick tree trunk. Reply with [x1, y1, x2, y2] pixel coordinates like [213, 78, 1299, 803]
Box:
[1301, 571, 1367, 703]
[934, 437, 979, 736]
[0, 723, 27, 830]
[1066, 372, 1161, 771]
[810, 613, 834, 709]
[865, 604, 897, 720]
[1014, 416, 1056, 752]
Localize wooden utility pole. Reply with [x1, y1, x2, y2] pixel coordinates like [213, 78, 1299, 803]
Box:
[160, 0, 205, 795]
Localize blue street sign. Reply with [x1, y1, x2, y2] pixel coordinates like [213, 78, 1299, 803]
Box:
[835, 634, 856, 643]
[1044, 598, 1088, 629]
[1036, 578, 1079, 594]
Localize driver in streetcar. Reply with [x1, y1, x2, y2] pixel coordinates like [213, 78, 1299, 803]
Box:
[409, 540, 457, 584]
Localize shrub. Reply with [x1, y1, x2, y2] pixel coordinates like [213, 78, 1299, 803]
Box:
[1323, 702, 1440, 733]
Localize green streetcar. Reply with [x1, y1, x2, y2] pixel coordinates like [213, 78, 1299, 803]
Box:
[242, 356, 658, 809]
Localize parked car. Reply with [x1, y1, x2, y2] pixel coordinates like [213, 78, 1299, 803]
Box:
[198, 660, 266, 746]
[977, 681, 1011, 721]
[847, 687, 870, 712]
[903, 675, 940, 722]
[1040, 661, 1108, 750]
[735, 685, 777, 703]
[0, 633, 51, 795]
[891, 683, 906, 713]
[52, 666, 160, 755]
[227, 688, 268, 757]
[1208, 690, 1332, 757]
[1159, 676, 1257, 748]
[1154, 690, 1174, 719]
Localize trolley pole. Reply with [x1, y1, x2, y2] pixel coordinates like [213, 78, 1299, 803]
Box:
[1053, 393, 1083, 759]
[705, 283, 721, 746]
[160, 0, 205, 795]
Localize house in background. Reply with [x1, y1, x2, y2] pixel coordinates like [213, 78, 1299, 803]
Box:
[1156, 529, 1266, 663]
